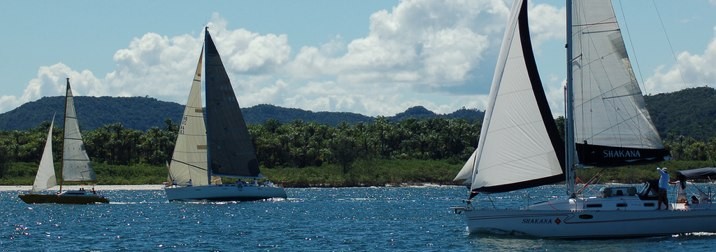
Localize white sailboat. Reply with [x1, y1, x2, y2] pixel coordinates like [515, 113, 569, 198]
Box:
[19, 78, 108, 204]
[164, 27, 287, 201]
[453, 0, 716, 238]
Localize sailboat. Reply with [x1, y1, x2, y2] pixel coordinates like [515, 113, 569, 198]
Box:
[452, 0, 716, 238]
[164, 28, 287, 201]
[19, 78, 109, 204]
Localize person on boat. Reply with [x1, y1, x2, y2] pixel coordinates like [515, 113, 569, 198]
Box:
[187, 179, 192, 187]
[692, 195, 700, 205]
[657, 167, 670, 210]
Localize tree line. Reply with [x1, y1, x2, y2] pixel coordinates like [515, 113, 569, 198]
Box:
[1, 116, 715, 178]
[0, 117, 479, 177]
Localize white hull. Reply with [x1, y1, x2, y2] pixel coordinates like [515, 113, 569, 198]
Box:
[457, 196, 716, 238]
[164, 184, 287, 202]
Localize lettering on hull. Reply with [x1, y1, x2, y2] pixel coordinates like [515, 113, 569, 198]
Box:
[603, 149, 641, 158]
[522, 218, 561, 224]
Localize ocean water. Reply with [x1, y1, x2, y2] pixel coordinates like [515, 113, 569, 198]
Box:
[2, 185, 715, 251]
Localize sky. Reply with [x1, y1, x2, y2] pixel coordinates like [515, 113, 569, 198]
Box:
[2, 0, 716, 117]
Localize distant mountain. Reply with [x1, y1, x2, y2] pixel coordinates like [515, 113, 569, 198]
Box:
[390, 106, 483, 122]
[0, 97, 484, 131]
[244, 104, 374, 126]
[0, 96, 183, 131]
[390, 106, 436, 121]
[6, 86, 713, 138]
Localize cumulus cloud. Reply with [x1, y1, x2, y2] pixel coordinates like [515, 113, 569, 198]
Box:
[645, 30, 716, 94]
[3, 1, 638, 118]
[0, 63, 102, 113]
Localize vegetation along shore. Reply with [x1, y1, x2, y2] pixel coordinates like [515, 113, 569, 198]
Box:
[2, 115, 716, 187]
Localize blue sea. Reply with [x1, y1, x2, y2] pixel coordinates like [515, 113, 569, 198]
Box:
[2, 185, 715, 251]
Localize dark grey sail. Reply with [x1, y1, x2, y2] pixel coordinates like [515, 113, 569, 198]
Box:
[204, 28, 261, 178]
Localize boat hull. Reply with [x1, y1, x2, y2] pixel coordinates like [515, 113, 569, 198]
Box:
[164, 184, 287, 201]
[18, 192, 109, 204]
[460, 206, 716, 239]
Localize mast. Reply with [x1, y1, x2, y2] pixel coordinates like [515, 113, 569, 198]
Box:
[204, 27, 213, 185]
[59, 78, 70, 193]
[565, 0, 576, 197]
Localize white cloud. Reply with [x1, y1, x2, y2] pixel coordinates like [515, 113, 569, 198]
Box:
[0, 63, 102, 113]
[2, 1, 618, 118]
[528, 3, 564, 49]
[645, 30, 716, 94]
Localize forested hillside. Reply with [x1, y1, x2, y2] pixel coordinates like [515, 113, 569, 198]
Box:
[645, 86, 716, 140]
[0, 97, 484, 130]
[1, 86, 715, 138]
[0, 96, 182, 131]
[2, 87, 716, 184]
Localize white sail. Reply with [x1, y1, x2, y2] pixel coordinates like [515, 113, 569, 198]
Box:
[32, 117, 57, 192]
[62, 79, 96, 182]
[469, 0, 563, 192]
[571, 0, 665, 162]
[168, 49, 210, 186]
[453, 150, 476, 185]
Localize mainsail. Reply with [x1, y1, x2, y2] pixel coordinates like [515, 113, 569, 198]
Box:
[62, 79, 96, 182]
[571, 0, 670, 166]
[204, 28, 261, 178]
[32, 117, 57, 192]
[168, 48, 210, 186]
[467, 0, 564, 193]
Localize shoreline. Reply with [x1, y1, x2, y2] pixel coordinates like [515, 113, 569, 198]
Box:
[1, 183, 460, 191]
[0, 185, 165, 191]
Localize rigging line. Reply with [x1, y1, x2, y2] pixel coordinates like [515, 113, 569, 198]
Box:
[651, 0, 686, 87]
[616, 0, 647, 92]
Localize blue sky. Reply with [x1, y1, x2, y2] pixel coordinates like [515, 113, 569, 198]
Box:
[2, 0, 715, 117]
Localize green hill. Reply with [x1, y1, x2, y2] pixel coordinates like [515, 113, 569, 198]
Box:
[2, 85, 713, 138]
[0, 97, 484, 131]
[0, 96, 182, 131]
[645, 86, 716, 140]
